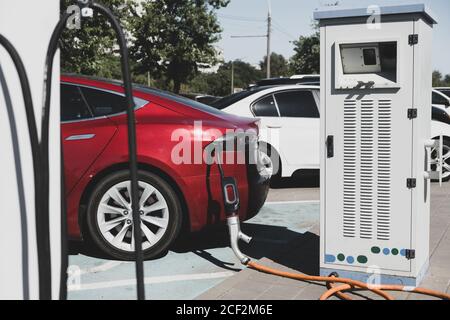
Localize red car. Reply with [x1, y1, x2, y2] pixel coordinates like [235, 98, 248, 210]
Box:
[61, 75, 270, 260]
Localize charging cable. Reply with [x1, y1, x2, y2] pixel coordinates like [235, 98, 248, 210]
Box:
[42, 0, 145, 300]
[0, 34, 43, 300]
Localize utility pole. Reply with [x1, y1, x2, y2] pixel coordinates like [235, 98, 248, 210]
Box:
[231, 61, 235, 94]
[266, 8, 272, 79]
[230, 1, 272, 79]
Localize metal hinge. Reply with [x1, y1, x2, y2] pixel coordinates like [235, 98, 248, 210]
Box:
[409, 34, 419, 45]
[408, 108, 417, 119]
[405, 249, 416, 260]
[407, 178, 416, 189]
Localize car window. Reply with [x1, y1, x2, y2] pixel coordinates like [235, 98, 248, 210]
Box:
[80, 87, 127, 116]
[432, 91, 449, 106]
[61, 84, 93, 122]
[437, 90, 450, 99]
[252, 95, 279, 117]
[274, 90, 319, 118]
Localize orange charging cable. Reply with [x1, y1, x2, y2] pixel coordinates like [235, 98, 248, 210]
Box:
[247, 261, 450, 300]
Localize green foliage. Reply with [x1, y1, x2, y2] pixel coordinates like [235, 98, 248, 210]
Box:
[59, 0, 132, 77]
[130, 0, 229, 93]
[289, 32, 320, 75]
[189, 60, 263, 96]
[433, 70, 450, 87]
[260, 53, 289, 78]
[60, 0, 228, 92]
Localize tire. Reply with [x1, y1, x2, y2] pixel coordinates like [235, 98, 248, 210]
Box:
[85, 170, 183, 260]
[431, 138, 450, 183]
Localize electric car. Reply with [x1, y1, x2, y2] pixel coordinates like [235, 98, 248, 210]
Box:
[212, 85, 320, 179]
[61, 75, 270, 260]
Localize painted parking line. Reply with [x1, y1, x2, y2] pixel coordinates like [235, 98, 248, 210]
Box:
[265, 200, 320, 205]
[80, 261, 127, 275]
[69, 271, 234, 292]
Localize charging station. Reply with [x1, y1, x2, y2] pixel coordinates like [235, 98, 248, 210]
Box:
[0, 1, 61, 299]
[315, 4, 438, 286]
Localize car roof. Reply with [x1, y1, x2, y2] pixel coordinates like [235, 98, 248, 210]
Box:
[61, 74, 228, 117]
[211, 84, 319, 110]
[254, 75, 320, 87]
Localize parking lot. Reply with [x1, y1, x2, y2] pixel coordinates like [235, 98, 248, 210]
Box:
[67, 177, 319, 300]
[68, 177, 450, 300]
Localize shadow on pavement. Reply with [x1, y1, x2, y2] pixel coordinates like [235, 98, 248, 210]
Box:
[172, 223, 320, 276]
[270, 173, 320, 189]
[69, 222, 319, 275]
[68, 240, 169, 260]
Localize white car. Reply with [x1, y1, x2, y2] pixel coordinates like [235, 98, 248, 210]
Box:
[431, 89, 450, 181]
[212, 85, 320, 179]
[432, 88, 450, 109]
[213, 86, 450, 182]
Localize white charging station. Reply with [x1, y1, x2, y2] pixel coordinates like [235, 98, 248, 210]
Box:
[0, 1, 61, 299]
[315, 4, 438, 286]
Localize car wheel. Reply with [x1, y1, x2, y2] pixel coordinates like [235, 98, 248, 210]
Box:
[85, 170, 183, 260]
[431, 138, 450, 183]
[259, 144, 281, 182]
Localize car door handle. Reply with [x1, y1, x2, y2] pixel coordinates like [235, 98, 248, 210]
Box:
[266, 125, 282, 129]
[65, 134, 96, 141]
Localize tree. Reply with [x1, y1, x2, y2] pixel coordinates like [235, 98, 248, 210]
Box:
[130, 0, 229, 93]
[289, 31, 320, 75]
[59, 0, 133, 78]
[444, 74, 450, 86]
[433, 70, 450, 87]
[260, 53, 289, 78]
[189, 60, 263, 96]
[433, 70, 443, 87]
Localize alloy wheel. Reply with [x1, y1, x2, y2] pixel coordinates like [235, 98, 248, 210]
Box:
[96, 180, 170, 252]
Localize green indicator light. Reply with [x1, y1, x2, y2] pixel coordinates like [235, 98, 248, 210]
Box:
[371, 246, 381, 254]
[391, 248, 399, 256]
[357, 256, 368, 264]
[337, 254, 345, 261]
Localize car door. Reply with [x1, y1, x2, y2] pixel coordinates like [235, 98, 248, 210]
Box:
[250, 94, 283, 166]
[273, 89, 320, 170]
[61, 84, 118, 194]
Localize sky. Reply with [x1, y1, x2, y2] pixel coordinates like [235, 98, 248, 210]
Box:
[216, 0, 450, 75]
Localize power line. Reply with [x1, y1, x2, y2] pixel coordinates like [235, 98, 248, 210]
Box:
[231, 35, 267, 38]
[272, 19, 297, 41]
[217, 13, 265, 23]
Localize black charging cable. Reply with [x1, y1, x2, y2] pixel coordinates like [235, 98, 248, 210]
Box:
[0, 34, 43, 300]
[42, 0, 145, 300]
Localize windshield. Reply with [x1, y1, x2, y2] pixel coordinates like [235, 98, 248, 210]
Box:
[211, 87, 268, 110]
